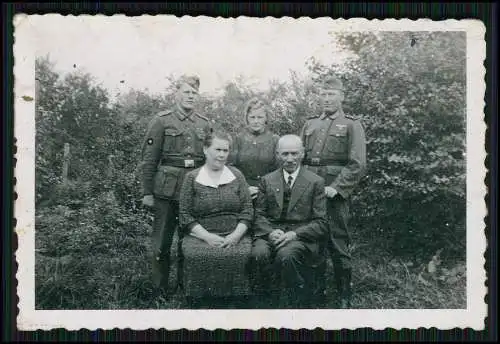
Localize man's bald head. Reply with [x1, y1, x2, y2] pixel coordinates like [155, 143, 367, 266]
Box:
[276, 135, 304, 173]
[277, 135, 304, 152]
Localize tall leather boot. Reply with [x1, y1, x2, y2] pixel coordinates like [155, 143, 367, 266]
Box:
[280, 288, 296, 309]
[312, 261, 327, 308]
[297, 286, 313, 309]
[156, 255, 174, 295]
[176, 237, 184, 292]
[337, 269, 352, 309]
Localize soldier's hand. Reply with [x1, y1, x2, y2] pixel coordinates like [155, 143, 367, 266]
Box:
[248, 186, 259, 200]
[325, 186, 338, 199]
[142, 194, 155, 208]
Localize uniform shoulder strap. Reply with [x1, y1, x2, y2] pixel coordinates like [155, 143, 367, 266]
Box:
[344, 113, 361, 121]
[157, 109, 173, 117]
[194, 112, 210, 122]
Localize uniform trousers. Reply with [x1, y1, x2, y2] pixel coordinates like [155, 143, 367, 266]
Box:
[303, 165, 353, 272]
[151, 198, 180, 289]
[327, 195, 352, 272]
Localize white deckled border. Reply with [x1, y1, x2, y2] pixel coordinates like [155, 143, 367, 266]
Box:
[14, 15, 487, 331]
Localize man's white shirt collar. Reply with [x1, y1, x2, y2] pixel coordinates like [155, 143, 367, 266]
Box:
[195, 165, 236, 188]
[283, 167, 300, 187]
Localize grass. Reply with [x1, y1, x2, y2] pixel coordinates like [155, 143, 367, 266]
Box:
[35, 193, 466, 310]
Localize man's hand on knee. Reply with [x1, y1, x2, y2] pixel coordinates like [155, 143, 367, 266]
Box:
[269, 229, 284, 245]
[274, 231, 297, 249]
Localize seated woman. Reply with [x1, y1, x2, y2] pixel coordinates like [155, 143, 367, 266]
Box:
[178, 129, 254, 308]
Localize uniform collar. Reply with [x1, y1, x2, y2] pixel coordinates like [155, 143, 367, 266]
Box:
[320, 108, 345, 120]
[175, 104, 195, 122]
[195, 165, 236, 188]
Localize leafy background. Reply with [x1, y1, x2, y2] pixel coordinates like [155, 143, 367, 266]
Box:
[35, 31, 467, 309]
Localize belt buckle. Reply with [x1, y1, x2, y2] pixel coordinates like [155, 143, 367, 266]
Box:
[184, 159, 195, 168]
[311, 157, 320, 166]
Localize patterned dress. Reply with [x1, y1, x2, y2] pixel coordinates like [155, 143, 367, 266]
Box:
[229, 129, 280, 187]
[178, 165, 254, 298]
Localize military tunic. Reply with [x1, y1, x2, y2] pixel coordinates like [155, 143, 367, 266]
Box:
[300, 109, 366, 270]
[140, 105, 212, 288]
[229, 129, 280, 187]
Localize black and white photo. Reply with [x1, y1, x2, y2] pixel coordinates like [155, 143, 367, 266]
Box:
[14, 15, 487, 330]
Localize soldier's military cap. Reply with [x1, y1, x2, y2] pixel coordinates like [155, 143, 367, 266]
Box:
[322, 75, 344, 91]
[177, 75, 200, 91]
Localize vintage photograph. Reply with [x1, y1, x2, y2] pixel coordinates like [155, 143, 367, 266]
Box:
[15, 15, 486, 330]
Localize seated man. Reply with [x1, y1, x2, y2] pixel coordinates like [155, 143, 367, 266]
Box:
[250, 134, 328, 308]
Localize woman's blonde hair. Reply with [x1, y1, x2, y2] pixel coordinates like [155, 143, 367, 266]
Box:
[243, 97, 268, 125]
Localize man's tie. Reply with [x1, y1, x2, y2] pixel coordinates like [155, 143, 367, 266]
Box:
[281, 175, 294, 220]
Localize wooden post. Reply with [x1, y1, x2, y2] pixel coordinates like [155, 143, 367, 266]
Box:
[62, 143, 70, 185]
[35, 78, 40, 115]
[107, 155, 115, 179]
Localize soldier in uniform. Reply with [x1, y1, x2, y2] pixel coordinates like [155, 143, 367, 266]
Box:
[140, 75, 212, 293]
[300, 75, 367, 308]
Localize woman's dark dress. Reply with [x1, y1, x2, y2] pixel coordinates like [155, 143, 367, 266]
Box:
[229, 129, 280, 186]
[179, 165, 254, 298]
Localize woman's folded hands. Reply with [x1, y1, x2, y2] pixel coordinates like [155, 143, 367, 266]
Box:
[203, 232, 225, 247]
[195, 222, 248, 248]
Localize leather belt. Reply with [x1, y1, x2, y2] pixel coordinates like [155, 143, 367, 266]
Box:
[161, 157, 204, 168]
[303, 158, 346, 166]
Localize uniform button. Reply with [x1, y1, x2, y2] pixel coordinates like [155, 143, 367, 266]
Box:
[253, 141, 257, 145]
[317, 152, 320, 154]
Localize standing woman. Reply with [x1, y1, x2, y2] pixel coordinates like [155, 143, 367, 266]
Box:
[229, 98, 280, 200]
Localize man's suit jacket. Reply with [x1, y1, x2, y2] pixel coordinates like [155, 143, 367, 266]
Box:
[253, 166, 329, 255]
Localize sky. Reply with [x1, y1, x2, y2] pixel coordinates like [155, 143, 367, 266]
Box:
[29, 15, 348, 98]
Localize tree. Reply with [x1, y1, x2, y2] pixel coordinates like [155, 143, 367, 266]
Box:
[35, 56, 116, 202]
